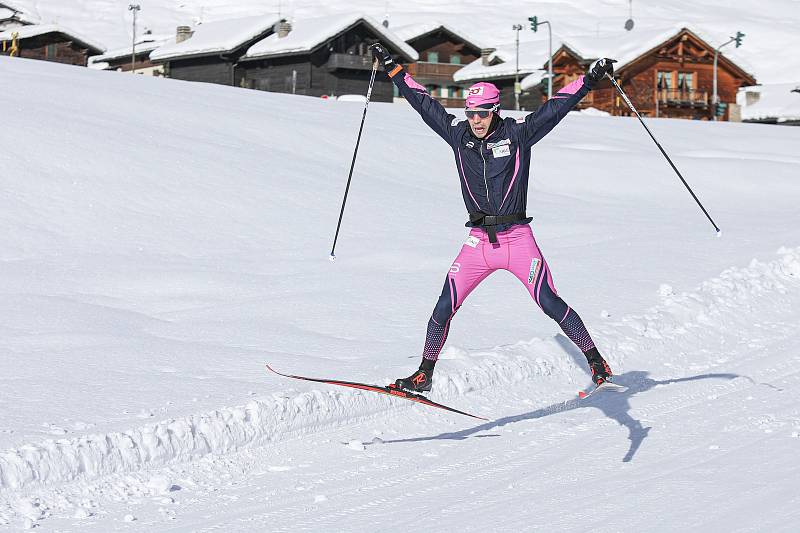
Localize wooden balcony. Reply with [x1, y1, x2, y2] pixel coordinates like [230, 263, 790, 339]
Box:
[326, 53, 374, 71]
[657, 89, 709, 108]
[406, 62, 463, 81]
[437, 97, 466, 108]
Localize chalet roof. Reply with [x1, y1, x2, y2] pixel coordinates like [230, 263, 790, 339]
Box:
[739, 82, 800, 123]
[0, 1, 39, 24]
[242, 14, 418, 62]
[453, 40, 547, 83]
[150, 15, 281, 62]
[392, 21, 484, 52]
[89, 35, 170, 64]
[0, 23, 105, 53]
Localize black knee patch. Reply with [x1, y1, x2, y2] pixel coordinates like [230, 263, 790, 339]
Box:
[431, 277, 457, 324]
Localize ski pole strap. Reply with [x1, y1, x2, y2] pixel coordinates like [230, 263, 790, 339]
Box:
[467, 212, 527, 243]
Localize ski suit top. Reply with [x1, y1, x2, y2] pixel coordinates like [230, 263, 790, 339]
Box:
[387, 67, 593, 233]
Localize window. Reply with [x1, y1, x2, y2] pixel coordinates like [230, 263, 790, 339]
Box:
[440, 86, 449, 98]
[677, 72, 694, 91]
[449, 86, 461, 98]
[46, 43, 58, 58]
[426, 84, 438, 96]
[657, 71, 673, 90]
[427, 51, 439, 63]
[450, 55, 461, 65]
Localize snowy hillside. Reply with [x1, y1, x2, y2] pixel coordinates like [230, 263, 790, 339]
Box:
[1, 56, 800, 530]
[19, 0, 800, 83]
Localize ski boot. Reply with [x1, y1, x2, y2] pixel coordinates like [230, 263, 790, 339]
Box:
[585, 348, 613, 385]
[392, 359, 435, 392]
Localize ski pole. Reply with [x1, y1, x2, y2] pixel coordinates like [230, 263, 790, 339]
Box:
[329, 58, 380, 261]
[605, 73, 721, 235]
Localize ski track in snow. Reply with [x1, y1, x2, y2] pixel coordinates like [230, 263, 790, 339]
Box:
[1, 246, 799, 529]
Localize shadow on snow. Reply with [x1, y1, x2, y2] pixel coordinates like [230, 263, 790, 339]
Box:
[372, 337, 743, 462]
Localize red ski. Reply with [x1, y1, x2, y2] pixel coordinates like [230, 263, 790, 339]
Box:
[266, 365, 488, 421]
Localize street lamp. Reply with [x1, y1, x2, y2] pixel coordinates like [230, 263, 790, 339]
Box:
[512, 24, 523, 110]
[128, 4, 140, 74]
[529, 16, 552, 99]
[713, 31, 744, 121]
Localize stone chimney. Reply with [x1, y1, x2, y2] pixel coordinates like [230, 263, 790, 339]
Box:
[176, 26, 193, 43]
[480, 48, 495, 66]
[277, 21, 292, 38]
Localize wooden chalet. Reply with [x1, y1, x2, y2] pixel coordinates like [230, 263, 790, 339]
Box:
[238, 14, 418, 102]
[392, 22, 482, 107]
[150, 16, 283, 86]
[543, 28, 757, 121]
[0, 23, 105, 66]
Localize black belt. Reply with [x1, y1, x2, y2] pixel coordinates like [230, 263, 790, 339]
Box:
[468, 212, 527, 243]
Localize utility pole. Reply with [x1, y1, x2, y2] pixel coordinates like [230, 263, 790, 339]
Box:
[128, 4, 140, 74]
[512, 24, 523, 110]
[529, 16, 552, 99]
[713, 31, 744, 121]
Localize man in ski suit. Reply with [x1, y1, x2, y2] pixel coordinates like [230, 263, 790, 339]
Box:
[368, 43, 617, 392]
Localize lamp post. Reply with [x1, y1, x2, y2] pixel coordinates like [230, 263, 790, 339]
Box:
[128, 4, 140, 74]
[713, 31, 744, 121]
[528, 16, 552, 99]
[512, 23, 523, 110]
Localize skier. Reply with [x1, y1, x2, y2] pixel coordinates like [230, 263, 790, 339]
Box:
[368, 43, 617, 393]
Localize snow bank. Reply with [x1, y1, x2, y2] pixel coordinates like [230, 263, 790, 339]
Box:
[2, 247, 799, 493]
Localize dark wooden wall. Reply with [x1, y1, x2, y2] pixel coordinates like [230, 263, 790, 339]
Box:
[14, 34, 93, 66]
[168, 55, 234, 86]
[240, 50, 394, 102]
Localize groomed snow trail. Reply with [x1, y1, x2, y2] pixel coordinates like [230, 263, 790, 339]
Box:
[3, 248, 799, 531]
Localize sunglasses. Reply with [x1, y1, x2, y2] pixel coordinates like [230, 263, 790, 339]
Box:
[464, 105, 499, 119]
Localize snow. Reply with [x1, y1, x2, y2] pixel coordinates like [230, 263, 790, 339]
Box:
[1, 46, 800, 530]
[243, 13, 418, 62]
[454, 40, 549, 83]
[0, 1, 39, 24]
[738, 82, 800, 122]
[392, 20, 484, 50]
[89, 36, 170, 64]
[149, 15, 280, 62]
[0, 23, 105, 53]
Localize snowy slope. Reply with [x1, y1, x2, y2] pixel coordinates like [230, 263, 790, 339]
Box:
[1, 56, 800, 530]
[17, 0, 800, 83]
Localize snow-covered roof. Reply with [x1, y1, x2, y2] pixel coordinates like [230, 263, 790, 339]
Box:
[0, 1, 39, 24]
[150, 16, 281, 62]
[459, 25, 757, 86]
[392, 21, 484, 52]
[453, 40, 548, 83]
[89, 36, 170, 64]
[243, 14, 418, 62]
[0, 23, 105, 53]
[558, 25, 753, 75]
[738, 82, 800, 122]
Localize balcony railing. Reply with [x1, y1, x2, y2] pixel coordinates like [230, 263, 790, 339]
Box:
[326, 53, 374, 71]
[406, 62, 463, 80]
[657, 89, 708, 107]
[436, 97, 466, 108]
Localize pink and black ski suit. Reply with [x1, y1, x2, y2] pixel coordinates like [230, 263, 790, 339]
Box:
[388, 66, 600, 361]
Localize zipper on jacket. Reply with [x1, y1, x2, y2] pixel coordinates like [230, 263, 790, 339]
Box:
[480, 140, 489, 210]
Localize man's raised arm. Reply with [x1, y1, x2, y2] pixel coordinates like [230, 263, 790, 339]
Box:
[370, 43, 458, 145]
[522, 58, 617, 147]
